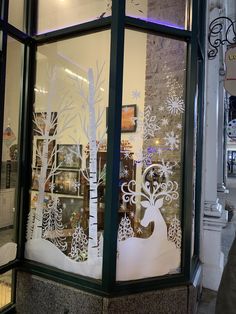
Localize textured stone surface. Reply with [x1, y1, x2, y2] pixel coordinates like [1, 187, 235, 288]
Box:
[104, 287, 188, 314]
[16, 272, 103, 314]
[16, 271, 192, 314]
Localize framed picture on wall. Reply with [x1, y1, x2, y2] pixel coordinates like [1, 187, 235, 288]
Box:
[33, 112, 57, 136]
[54, 170, 79, 195]
[106, 104, 137, 133]
[31, 168, 52, 192]
[57, 144, 82, 169]
[35, 139, 55, 167]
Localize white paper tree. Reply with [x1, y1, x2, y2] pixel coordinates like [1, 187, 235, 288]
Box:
[69, 223, 88, 261]
[26, 209, 35, 241]
[168, 216, 182, 249]
[69, 64, 106, 262]
[118, 214, 134, 241]
[31, 67, 74, 240]
[42, 196, 67, 252]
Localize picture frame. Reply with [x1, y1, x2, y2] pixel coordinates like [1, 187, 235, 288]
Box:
[121, 104, 137, 132]
[35, 139, 55, 167]
[31, 168, 52, 192]
[33, 112, 57, 136]
[57, 144, 82, 169]
[54, 170, 79, 195]
[106, 104, 137, 133]
[59, 197, 84, 228]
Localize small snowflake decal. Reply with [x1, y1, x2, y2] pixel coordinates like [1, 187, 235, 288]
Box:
[132, 89, 141, 100]
[123, 151, 132, 160]
[161, 118, 169, 126]
[48, 182, 55, 192]
[166, 96, 184, 115]
[72, 181, 80, 191]
[137, 227, 143, 234]
[177, 123, 182, 130]
[157, 159, 174, 178]
[164, 131, 180, 150]
[64, 153, 73, 165]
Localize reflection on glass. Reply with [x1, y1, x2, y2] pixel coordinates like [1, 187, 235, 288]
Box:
[0, 271, 12, 309]
[0, 37, 23, 266]
[126, 0, 189, 30]
[116, 30, 186, 281]
[8, 0, 25, 31]
[37, 0, 110, 34]
[25, 31, 110, 279]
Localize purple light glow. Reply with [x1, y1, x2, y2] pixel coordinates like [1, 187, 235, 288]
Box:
[128, 15, 185, 30]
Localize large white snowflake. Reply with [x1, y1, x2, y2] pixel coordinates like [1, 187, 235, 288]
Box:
[166, 96, 184, 114]
[164, 131, 180, 150]
[157, 159, 174, 178]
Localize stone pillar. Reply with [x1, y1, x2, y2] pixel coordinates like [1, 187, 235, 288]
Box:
[217, 46, 229, 209]
[201, 5, 228, 291]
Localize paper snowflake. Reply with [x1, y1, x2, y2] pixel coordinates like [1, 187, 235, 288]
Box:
[164, 131, 179, 150]
[136, 227, 143, 234]
[166, 96, 184, 114]
[73, 181, 80, 191]
[64, 153, 73, 165]
[157, 159, 174, 178]
[48, 183, 55, 192]
[161, 118, 169, 126]
[132, 89, 141, 100]
[123, 151, 132, 160]
[159, 106, 165, 111]
[177, 123, 182, 130]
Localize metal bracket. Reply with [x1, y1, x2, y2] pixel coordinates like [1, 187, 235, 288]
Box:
[208, 16, 236, 59]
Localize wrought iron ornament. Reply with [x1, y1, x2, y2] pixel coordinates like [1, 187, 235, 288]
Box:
[208, 17, 236, 59]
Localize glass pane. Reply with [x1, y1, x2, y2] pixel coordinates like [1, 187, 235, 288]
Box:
[126, 0, 189, 30]
[25, 31, 110, 280]
[8, 0, 25, 31]
[0, 271, 12, 309]
[0, 37, 23, 266]
[116, 30, 186, 281]
[37, 0, 110, 34]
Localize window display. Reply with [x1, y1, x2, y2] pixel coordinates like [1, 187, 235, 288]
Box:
[116, 30, 186, 280]
[25, 31, 110, 279]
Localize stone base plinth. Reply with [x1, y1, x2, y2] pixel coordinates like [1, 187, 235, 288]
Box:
[16, 271, 201, 314]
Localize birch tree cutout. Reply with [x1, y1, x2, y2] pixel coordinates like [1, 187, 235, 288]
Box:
[70, 63, 106, 262]
[30, 66, 74, 240]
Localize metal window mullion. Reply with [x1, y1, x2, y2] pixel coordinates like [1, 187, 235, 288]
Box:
[102, 0, 125, 292]
[181, 0, 200, 280]
[0, 0, 8, 188]
[14, 0, 37, 264]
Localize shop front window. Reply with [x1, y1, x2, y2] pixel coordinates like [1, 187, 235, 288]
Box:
[0, 37, 23, 268]
[37, 0, 110, 34]
[116, 30, 186, 280]
[126, 0, 190, 29]
[8, 0, 25, 31]
[25, 30, 110, 279]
